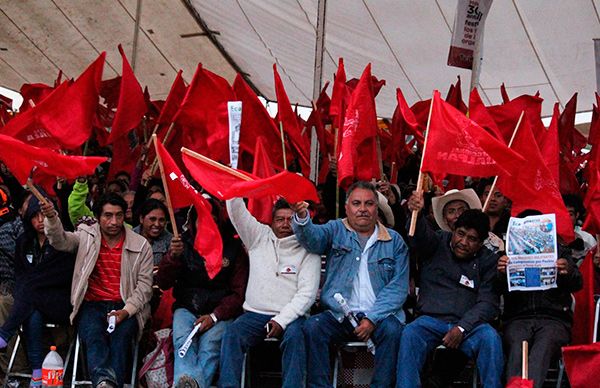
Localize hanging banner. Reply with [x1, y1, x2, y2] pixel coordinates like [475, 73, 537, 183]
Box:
[448, 0, 493, 69]
[228, 101, 242, 169]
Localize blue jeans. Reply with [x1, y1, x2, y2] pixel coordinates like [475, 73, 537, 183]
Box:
[396, 316, 503, 388]
[304, 312, 403, 388]
[23, 310, 45, 370]
[172, 308, 231, 387]
[77, 301, 138, 387]
[218, 311, 306, 388]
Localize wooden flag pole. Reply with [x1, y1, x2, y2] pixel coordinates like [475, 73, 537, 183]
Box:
[390, 162, 396, 184]
[181, 147, 253, 182]
[150, 122, 176, 174]
[482, 111, 525, 212]
[521, 340, 529, 379]
[141, 122, 161, 163]
[152, 134, 179, 239]
[333, 127, 340, 219]
[279, 122, 288, 170]
[376, 135, 384, 180]
[408, 97, 435, 237]
[26, 178, 49, 206]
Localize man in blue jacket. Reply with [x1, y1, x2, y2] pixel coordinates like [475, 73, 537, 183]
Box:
[292, 181, 409, 388]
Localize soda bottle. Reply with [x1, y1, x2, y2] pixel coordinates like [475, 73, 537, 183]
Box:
[41, 346, 63, 387]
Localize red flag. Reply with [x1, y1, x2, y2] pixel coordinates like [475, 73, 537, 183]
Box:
[388, 88, 419, 170]
[496, 116, 575, 243]
[588, 94, 600, 166]
[108, 132, 141, 180]
[562, 342, 600, 388]
[558, 93, 579, 154]
[247, 137, 278, 224]
[421, 91, 526, 178]
[505, 377, 533, 388]
[174, 64, 234, 163]
[500, 83, 510, 103]
[539, 103, 560, 185]
[582, 165, 600, 235]
[445, 76, 468, 114]
[0, 134, 107, 183]
[337, 64, 380, 188]
[330, 58, 350, 131]
[19, 83, 55, 111]
[155, 139, 223, 278]
[233, 74, 287, 171]
[36, 52, 105, 149]
[107, 45, 146, 144]
[2, 53, 104, 150]
[571, 251, 596, 345]
[156, 70, 187, 125]
[409, 99, 430, 147]
[468, 88, 504, 140]
[273, 65, 311, 174]
[182, 150, 319, 204]
[487, 93, 545, 144]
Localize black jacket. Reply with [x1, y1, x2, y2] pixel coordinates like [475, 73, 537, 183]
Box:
[500, 245, 582, 325]
[410, 215, 500, 332]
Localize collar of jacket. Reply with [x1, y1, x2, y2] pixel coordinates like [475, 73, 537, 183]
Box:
[341, 219, 392, 242]
[82, 223, 146, 253]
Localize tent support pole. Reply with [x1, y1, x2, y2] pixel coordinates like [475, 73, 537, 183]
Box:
[131, 0, 143, 73]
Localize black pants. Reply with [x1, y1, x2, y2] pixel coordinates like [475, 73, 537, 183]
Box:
[503, 318, 570, 388]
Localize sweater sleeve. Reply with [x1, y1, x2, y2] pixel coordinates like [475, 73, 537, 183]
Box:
[44, 214, 81, 253]
[271, 252, 321, 329]
[155, 250, 183, 291]
[226, 198, 265, 250]
[67, 180, 94, 226]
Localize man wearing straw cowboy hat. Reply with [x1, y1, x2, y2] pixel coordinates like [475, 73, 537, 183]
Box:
[41, 193, 153, 388]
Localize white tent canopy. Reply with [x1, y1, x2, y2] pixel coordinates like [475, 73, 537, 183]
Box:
[1, 0, 599, 119]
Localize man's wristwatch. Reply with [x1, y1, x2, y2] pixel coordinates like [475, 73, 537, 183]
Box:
[457, 325, 465, 333]
[209, 313, 218, 324]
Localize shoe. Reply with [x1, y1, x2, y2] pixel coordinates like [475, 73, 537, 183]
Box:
[175, 375, 199, 388]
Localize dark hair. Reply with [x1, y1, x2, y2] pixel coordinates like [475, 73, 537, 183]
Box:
[93, 193, 128, 218]
[115, 171, 131, 181]
[138, 198, 168, 219]
[105, 179, 128, 194]
[562, 194, 584, 216]
[271, 198, 291, 219]
[516, 209, 542, 218]
[345, 181, 378, 204]
[454, 209, 490, 242]
[475, 177, 495, 198]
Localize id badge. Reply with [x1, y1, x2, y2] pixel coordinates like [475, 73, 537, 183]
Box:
[459, 275, 475, 289]
[279, 264, 298, 275]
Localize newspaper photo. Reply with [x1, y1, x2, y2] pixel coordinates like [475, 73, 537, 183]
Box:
[506, 214, 558, 292]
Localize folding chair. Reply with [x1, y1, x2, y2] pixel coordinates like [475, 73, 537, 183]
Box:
[332, 341, 374, 388]
[69, 333, 140, 387]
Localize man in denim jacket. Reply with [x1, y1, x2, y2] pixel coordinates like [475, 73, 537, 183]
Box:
[292, 181, 409, 387]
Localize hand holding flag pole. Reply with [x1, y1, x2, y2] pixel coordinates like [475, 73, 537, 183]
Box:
[482, 111, 525, 212]
[152, 134, 179, 239]
[408, 97, 435, 237]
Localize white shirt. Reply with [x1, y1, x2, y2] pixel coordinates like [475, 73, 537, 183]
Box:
[348, 226, 377, 314]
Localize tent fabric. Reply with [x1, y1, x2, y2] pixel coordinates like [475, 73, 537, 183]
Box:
[1, 1, 599, 118]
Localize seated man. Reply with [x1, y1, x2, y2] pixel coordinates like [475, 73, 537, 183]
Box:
[219, 198, 321, 388]
[42, 193, 153, 388]
[292, 181, 409, 388]
[498, 210, 582, 388]
[563, 194, 597, 262]
[398, 191, 503, 388]
[156, 201, 248, 388]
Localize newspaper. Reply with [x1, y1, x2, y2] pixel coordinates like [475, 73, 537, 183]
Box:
[506, 214, 558, 292]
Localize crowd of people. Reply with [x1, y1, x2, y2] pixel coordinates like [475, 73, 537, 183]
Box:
[0, 151, 597, 388]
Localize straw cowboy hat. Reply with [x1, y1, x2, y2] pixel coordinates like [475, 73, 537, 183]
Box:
[377, 191, 395, 228]
[432, 188, 482, 232]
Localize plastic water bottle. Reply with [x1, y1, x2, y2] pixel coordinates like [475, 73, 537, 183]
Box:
[42, 346, 63, 387]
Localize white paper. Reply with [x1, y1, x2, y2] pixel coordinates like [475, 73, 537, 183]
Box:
[506, 214, 558, 292]
[228, 101, 242, 169]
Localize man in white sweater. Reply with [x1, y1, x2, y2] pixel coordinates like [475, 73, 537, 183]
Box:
[218, 198, 321, 388]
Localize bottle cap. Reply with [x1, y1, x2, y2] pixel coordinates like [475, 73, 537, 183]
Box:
[50, 345, 56, 351]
